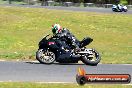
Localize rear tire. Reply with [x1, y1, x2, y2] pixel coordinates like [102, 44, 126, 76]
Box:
[36, 49, 55, 64]
[81, 49, 101, 66]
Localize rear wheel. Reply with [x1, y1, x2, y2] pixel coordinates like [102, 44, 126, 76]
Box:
[112, 8, 116, 12]
[36, 49, 55, 64]
[81, 49, 101, 66]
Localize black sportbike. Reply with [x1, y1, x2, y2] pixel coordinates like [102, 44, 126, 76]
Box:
[36, 34, 101, 66]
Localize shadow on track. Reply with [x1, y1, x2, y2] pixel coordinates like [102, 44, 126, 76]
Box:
[25, 61, 86, 65]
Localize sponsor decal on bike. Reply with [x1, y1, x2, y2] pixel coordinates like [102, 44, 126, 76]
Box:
[48, 42, 55, 45]
[76, 67, 131, 85]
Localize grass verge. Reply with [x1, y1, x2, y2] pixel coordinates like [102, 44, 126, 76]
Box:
[0, 6, 132, 64]
[0, 83, 132, 88]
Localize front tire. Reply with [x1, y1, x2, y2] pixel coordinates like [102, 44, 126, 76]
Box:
[81, 49, 101, 66]
[124, 9, 128, 12]
[36, 49, 55, 64]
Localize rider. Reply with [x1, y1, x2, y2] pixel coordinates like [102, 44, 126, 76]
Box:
[115, 0, 122, 10]
[51, 24, 80, 52]
[117, 4, 122, 10]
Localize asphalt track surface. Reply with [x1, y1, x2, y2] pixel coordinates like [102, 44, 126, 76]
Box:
[0, 61, 132, 83]
[0, 5, 132, 83]
[0, 4, 132, 14]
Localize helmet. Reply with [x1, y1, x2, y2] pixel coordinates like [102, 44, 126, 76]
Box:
[52, 24, 62, 34]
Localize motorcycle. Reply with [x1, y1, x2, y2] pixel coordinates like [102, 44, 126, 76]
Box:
[36, 34, 101, 66]
[112, 4, 128, 12]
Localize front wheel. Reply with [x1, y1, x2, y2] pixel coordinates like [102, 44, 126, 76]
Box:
[124, 9, 128, 12]
[36, 49, 55, 64]
[81, 49, 101, 66]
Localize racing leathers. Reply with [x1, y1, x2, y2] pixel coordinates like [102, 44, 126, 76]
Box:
[53, 28, 80, 51]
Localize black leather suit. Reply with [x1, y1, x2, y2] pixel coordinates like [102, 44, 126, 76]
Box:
[54, 28, 80, 49]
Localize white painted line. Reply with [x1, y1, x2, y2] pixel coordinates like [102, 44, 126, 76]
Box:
[0, 81, 74, 83]
[0, 60, 6, 61]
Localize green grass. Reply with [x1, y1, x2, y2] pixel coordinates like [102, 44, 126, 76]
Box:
[0, 6, 132, 64]
[0, 83, 131, 88]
